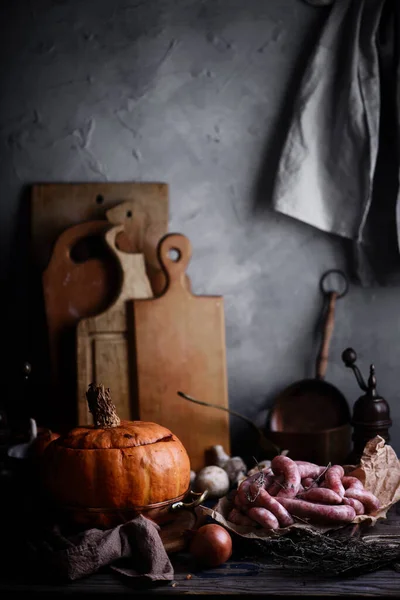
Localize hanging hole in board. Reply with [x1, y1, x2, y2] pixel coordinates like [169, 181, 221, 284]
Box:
[320, 269, 349, 299]
[126, 210, 133, 218]
[96, 194, 104, 205]
[168, 247, 181, 262]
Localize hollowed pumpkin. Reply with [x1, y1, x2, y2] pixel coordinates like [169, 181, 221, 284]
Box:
[42, 384, 191, 529]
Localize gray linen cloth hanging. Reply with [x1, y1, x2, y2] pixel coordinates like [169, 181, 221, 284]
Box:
[272, 0, 400, 286]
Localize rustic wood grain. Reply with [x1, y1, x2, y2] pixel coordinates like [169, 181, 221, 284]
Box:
[76, 225, 153, 425]
[1, 503, 399, 595]
[42, 220, 120, 430]
[31, 182, 169, 271]
[131, 233, 231, 472]
[35, 183, 169, 430]
[105, 199, 176, 297]
[1, 550, 399, 596]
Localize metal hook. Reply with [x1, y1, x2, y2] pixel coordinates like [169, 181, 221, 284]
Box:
[320, 269, 349, 299]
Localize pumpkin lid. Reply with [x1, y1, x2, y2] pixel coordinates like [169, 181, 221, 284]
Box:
[57, 420, 177, 450]
[55, 384, 181, 450]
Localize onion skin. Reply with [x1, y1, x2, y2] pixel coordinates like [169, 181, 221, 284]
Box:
[189, 524, 233, 567]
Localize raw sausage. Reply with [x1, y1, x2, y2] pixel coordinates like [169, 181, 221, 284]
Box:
[342, 497, 365, 515]
[342, 476, 364, 490]
[297, 487, 342, 505]
[324, 465, 345, 498]
[235, 472, 263, 505]
[247, 486, 294, 528]
[295, 461, 327, 480]
[344, 488, 380, 514]
[267, 474, 284, 496]
[228, 507, 258, 527]
[271, 456, 301, 498]
[275, 497, 356, 525]
[235, 472, 275, 507]
[245, 507, 280, 530]
[235, 459, 379, 527]
[301, 477, 317, 489]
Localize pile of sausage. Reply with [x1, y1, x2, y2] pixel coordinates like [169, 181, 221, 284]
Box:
[228, 455, 381, 529]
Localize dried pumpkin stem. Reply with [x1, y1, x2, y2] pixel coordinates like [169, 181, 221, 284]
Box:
[86, 383, 121, 428]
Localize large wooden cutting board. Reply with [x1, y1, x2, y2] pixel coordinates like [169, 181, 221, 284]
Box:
[131, 233, 231, 472]
[31, 182, 169, 271]
[42, 220, 120, 431]
[77, 226, 153, 425]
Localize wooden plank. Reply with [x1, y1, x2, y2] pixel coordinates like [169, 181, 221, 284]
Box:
[76, 225, 153, 425]
[42, 220, 119, 431]
[31, 182, 169, 272]
[1, 504, 400, 594]
[36, 183, 168, 430]
[131, 233, 231, 472]
[106, 199, 175, 297]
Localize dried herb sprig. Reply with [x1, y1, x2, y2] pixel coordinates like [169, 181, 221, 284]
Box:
[236, 527, 400, 577]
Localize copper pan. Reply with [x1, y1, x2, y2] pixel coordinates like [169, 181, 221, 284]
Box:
[266, 270, 352, 465]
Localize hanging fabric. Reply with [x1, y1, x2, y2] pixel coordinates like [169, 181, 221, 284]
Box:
[272, 0, 400, 286]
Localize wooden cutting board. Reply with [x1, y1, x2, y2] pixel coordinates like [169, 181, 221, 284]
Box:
[106, 200, 168, 297]
[31, 182, 169, 271]
[131, 233, 231, 472]
[34, 183, 168, 429]
[42, 220, 120, 430]
[77, 225, 153, 425]
[106, 200, 192, 296]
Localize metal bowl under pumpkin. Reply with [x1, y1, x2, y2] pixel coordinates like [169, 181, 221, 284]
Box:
[41, 384, 193, 529]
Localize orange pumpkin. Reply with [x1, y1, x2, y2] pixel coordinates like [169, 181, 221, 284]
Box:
[31, 428, 60, 459]
[42, 383, 191, 529]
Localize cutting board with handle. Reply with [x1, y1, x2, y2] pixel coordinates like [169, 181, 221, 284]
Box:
[34, 183, 168, 429]
[131, 233, 231, 472]
[42, 220, 120, 430]
[106, 200, 168, 296]
[31, 182, 169, 272]
[106, 200, 192, 297]
[77, 225, 153, 425]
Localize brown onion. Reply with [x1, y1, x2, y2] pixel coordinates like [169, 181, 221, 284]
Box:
[189, 524, 233, 567]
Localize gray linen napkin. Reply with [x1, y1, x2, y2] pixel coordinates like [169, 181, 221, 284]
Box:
[24, 515, 174, 582]
[272, 0, 400, 286]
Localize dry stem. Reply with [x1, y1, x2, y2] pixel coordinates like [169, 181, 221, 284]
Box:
[86, 383, 121, 428]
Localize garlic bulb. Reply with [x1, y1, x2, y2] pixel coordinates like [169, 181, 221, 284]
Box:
[223, 456, 247, 486]
[194, 466, 230, 499]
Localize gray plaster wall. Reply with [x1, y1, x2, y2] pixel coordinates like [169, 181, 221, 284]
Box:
[1, 0, 399, 461]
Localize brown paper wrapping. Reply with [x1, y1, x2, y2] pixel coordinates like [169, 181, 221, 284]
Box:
[196, 436, 400, 539]
[348, 436, 400, 525]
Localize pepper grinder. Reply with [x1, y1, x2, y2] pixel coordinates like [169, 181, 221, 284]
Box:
[341, 348, 392, 464]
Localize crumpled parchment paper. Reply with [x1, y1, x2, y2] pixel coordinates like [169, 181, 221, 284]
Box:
[196, 436, 400, 538]
[346, 436, 400, 525]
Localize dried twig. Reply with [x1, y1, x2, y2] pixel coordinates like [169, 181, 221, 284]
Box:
[303, 462, 331, 491]
[245, 472, 265, 503]
[237, 527, 400, 577]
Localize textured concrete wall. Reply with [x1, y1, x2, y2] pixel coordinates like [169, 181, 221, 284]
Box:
[1, 0, 399, 462]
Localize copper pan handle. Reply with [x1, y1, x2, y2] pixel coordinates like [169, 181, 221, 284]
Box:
[315, 270, 349, 380]
[316, 292, 337, 380]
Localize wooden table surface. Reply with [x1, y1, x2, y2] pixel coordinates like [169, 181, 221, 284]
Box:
[1, 503, 400, 597]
